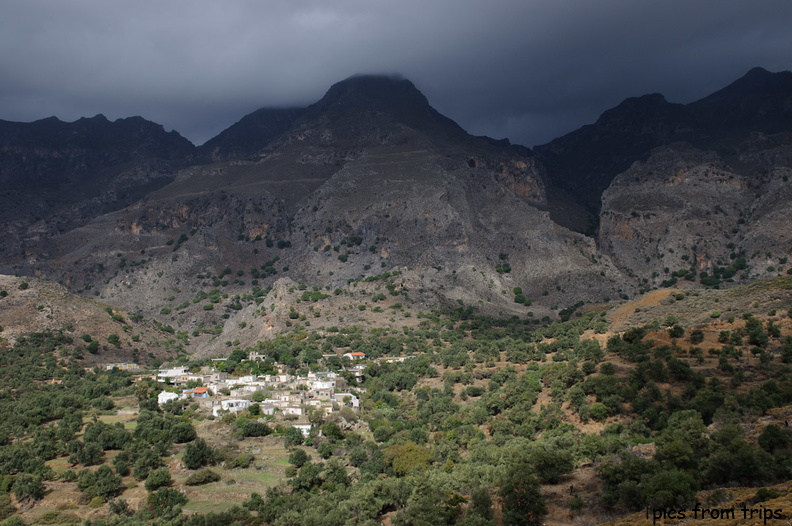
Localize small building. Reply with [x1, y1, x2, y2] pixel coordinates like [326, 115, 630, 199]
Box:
[206, 371, 228, 383]
[333, 392, 360, 408]
[312, 379, 336, 390]
[281, 405, 304, 416]
[158, 367, 188, 383]
[291, 424, 312, 437]
[105, 362, 139, 371]
[212, 399, 251, 416]
[343, 352, 366, 361]
[158, 391, 179, 406]
[182, 386, 210, 398]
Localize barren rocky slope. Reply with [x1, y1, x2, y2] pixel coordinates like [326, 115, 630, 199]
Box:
[0, 70, 790, 349]
[599, 138, 792, 288]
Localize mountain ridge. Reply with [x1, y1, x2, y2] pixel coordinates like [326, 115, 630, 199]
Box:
[0, 68, 790, 341]
[535, 67, 792, 233]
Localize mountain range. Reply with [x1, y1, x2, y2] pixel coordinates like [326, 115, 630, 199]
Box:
[1, 68, 790, 349]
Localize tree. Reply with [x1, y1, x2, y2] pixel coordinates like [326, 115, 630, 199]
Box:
[526, 447, 574, 484]
[384, 442, 432, 476]
[11, 474, 45, 503]
[288, 449, 310, 468]
[78, 465, 123, 501]
[758, 424, 790, 452]
[170, 421, 197, 443]
[283, 426, 304, 448]
[467, 486, 493, 521]
[183, 438, 217, 470]
[239, 420, 271, 438]
[144, 467, 172, 491]
[147, 487, 187, 519]
[640, 469, 698, 509]
[321, 421, 345, 442]
[393, 479, 462, 526]
[667, 325, 684, 338]
[500, 461, 547, 526]
[0, 494, 17, 521]
[689, 329, 705, 345]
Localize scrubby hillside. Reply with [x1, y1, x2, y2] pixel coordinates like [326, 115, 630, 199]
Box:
[0, 277, 790, 525]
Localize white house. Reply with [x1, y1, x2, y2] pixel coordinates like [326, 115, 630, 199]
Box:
[333, 392, 360, 408]
[157, 391, 179, 406]
[343, 352, 366, 361]
[212, 399, 251, 416]
[157, 367, 188, 383]
[312, 379, 336, 390]
[280, 405, 304, 416]
[291, 424, 312, 437]
[259, 405, 277, 416]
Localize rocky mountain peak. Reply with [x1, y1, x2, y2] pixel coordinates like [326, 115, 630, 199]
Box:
[302, 74, 468, 145]
[689, 67, 792, 130]
[310, 74, 429, 114]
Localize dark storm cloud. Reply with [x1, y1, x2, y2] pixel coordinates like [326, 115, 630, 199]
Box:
[1, 0, 791, 147]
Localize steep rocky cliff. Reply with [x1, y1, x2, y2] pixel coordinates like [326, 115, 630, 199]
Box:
[0, 114, 195, 263]
[599, 137, 792, 289]
[536, 67, 792, 233]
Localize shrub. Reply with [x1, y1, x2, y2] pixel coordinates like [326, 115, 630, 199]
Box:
[231, 454, 254, 469]
[239, 421, 271, 438]
[465, 386, 485, 397]
[689, 329, 705, 344]
[589, 403, 609, 421]
[185, 469, 221, 486]
[318, 442, 334, 459]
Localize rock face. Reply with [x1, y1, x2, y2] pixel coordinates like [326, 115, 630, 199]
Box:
[599, 137, 792, 288]
[0, 114, 195, 262]
[6, 75, 621, 323]
[0, 69, 791, 340]
[536, 67, 792, 234]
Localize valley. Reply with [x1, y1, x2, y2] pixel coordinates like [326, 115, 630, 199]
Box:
[0, 69, 791, 525]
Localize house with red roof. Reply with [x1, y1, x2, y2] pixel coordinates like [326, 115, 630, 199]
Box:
[342, 352, 366, 361]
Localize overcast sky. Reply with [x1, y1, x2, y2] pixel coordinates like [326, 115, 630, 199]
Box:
[2, 0, 791, 148]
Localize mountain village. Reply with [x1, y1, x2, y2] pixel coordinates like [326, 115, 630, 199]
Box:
[101, 353, 374, 436]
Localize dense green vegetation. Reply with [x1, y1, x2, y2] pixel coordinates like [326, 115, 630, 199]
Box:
[1, 298, 791, 524]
